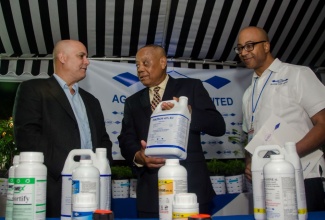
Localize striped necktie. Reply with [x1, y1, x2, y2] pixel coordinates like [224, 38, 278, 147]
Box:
[151, 86, 161, 111]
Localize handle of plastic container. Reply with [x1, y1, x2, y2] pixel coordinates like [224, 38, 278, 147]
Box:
[154, 99, 178, 113]
[252, 145, 283, 159]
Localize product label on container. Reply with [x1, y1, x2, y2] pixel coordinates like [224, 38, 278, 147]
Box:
[5, 177, 15, 218]
[61, 175, 73, 218]
[158, 178, 187, 220]
[72, 180, 97, 194]
[172, 212, 198, 219]
[13, 177, 47, 220]
[147, 114, 190, 150]
[72, 211, 93, 220]
[265, 175, 297, 220]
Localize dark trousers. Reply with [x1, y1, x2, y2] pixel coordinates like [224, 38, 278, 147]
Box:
[305, 177, 325, 211]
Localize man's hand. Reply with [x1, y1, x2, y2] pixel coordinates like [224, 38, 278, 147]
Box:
[134, 140, 166, 168]
[161, 97, 192, 113]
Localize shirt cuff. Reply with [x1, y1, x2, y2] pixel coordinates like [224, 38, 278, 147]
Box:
[133, 154, 144, 167]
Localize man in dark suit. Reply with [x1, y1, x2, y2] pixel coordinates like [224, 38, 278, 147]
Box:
[13, 40, 113, 217]
[118, 44, 225, 218]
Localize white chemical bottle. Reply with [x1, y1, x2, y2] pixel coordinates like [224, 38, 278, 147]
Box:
[264, 154, 298, 220]
[284, 142, 307, 220]
[61, 149, 96, 220]
[72, 193, 97, 220]
[72, 159, 100, 209]
[251, 145, 284, 220]
[5, 155, 19, 220]
[158, 159, 188, 220]
[172, 193, 199, 220]
[13, 152, 47, 220]
[61, 148, 110, 219]
[93, 148, 111, 210]
[145, 96, 191, 160]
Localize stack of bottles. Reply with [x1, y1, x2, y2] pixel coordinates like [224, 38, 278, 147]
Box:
[61, 148, 112, 220]
[251, 142, 307, 220]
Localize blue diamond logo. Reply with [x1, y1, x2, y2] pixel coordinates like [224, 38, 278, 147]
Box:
[204, 76, 231, 89]
[113, 72, 139, 87]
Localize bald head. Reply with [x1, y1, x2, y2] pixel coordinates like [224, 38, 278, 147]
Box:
[237, 26, 274, 76]
[238, 26, 269, 42]
[52, 40, 89, 85]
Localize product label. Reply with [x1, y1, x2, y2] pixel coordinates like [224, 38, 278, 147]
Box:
[13, 177, 47, 220]
[147, 114, 190, 151]
[72, 211, 93, 220]
[172, 212, 198, 219]
[265, 175, 297, 220]
[5, 177, 15, 218]
[158, 178, 187, 220]
[61, 175, 73, 218]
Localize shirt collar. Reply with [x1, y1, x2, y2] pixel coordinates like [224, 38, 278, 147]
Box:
[53, 73, 79, 93]
[150, 74, 169, 92]
[253, 58, 281, 79]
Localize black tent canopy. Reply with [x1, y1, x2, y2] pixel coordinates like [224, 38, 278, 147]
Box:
[0, 0, 325, 74]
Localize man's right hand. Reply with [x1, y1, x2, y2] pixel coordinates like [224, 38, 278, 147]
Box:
[135, 140, 166, 168]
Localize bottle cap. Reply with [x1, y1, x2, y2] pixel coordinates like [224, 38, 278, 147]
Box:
[188, 214, 212, 220]
[93, 209, 114, 220]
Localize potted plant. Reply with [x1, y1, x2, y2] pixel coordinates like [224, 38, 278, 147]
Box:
[0, 117, 18, 177]
[224, 159, 245, 194]
[207, 158, 227, 194]
[111, 166, 133, 198]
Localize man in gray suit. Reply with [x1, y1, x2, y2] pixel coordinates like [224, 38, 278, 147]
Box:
[13, 40, 112, 217]
[118, 45, 225, 218]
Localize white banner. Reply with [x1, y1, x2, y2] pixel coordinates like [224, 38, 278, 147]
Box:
[80, 60, 253, 160]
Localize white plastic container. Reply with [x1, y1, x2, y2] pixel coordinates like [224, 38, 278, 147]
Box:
[72, 160, 100, 209]
[158, 159, 188, 220]
[264, 154, 298, 220]
[251, 145, 283, 220]
[72, 193, 97, 220]
[5, 155, 19, 220]
[61, 149, 96, 220]
[13, 152, 47, 220]
[93, 148, 111, 210]
[172, 193, 199, 219]
[145, 96, 191, 160]
[284, 142, 307, 220]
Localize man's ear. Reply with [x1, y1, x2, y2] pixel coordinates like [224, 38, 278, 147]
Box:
[160, 56, 167, 69]
[58, 53, 66, 64]
[264, 42, 270, 53]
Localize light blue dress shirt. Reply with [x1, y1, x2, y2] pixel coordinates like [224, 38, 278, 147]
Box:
[53, 74, 93, 149]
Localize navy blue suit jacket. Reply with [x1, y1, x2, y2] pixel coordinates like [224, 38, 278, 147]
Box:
[118, 76, 225, 213]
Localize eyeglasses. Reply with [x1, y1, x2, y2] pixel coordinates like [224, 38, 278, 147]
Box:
[234, 41, 266, 54]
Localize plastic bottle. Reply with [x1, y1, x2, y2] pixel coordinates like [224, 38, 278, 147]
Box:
[13, 152, 47, 220]
[251, 145, 284, 220]
[284, 142, 307, 220]
[93, 210, 114, 220]
[61, 149, 97, 220]
[264, 154, 298, 220]
[172, 193, 199, 219]
[93, 148, 111, 210]
[72, 193, 97, 220]
[72, 159, 100, 209]
[145, 96, 191, 160]
[5, 155, 19, 220]
[158, 159, 188, 220]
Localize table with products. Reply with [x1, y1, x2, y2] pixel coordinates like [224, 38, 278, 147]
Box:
[1, 212, 325, 219]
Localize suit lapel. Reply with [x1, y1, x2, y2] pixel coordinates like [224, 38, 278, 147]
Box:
[140, 88, 152, 117]
[162, 76, 177, 101]
[47, 76, 77, 122]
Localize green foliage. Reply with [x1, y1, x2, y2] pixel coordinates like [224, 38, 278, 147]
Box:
[111, 165, 133, 179]
[0, 117, 19, 172]
[206, 158, 227, 176]
[224, 159, 245, 176]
